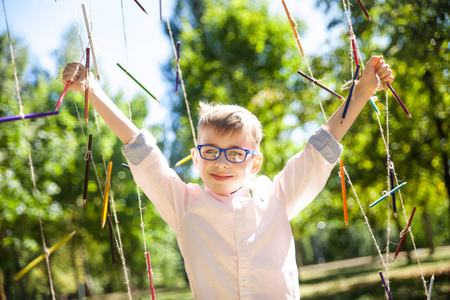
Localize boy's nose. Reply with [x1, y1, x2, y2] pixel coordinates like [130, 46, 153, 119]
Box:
[214, 152, 229, 168]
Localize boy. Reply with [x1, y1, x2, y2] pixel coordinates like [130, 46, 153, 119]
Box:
[63, 56, 393, 299]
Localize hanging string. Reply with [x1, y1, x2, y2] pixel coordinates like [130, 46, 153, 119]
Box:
[2, 1, 56, 298]
[166, 17, 197, 146]
[384, 89, 392, 294]
[70, 3, 133, 297]
[119, 0, 132, 120]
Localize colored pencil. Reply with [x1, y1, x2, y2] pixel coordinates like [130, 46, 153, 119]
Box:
[107, 204, 116, 264]
[281, 0, 305, 56]
[0, 111, 58, 124]
[101, 161, 113, 229]
[83, 134, 93, 206]
[82, 4, 100, 81]
[393, 206, 417, 261]
[85, 47, 90, 124]
[341, 65, 360, 124]
[14, 231, 76, 280]
[340, 158, 348, 227]
[369, 182, 407, 208]
[55, 84, 70, 111]
[427, 274, 434, 300]
[379, 271, 393, 300]
[146, 252, 156, 300]
[387, 83, 412, 119]
[175, 154, 192, 167]
[133, 0, 148, 14]
[117, 63, 159, 103]
[355, 0, 372, 21]
[297, 70, 345, 101]
[176, 41, 181, 95]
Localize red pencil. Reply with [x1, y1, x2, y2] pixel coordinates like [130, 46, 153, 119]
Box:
[146, 252, 156, 300]
[55, 84, 70, 111]
[393, 207, 416, 260]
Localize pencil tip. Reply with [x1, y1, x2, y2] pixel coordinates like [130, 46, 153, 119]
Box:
[394, 213, 397, 219]
[83, 199, 86, 206]
[101, 221, 106, 229]
[345, 221, 348, 227]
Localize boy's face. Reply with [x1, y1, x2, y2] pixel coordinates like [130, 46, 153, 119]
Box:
[192, 128, 262, 196]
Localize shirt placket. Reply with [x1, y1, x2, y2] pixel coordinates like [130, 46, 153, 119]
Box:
[234, 199, 251, 299]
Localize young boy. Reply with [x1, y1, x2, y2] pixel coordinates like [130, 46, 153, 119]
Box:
[63, 56, 393, 299]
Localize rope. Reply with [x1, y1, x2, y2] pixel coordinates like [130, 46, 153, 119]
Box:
[2, 0, 56, 298]
[166, 17, 197, 146]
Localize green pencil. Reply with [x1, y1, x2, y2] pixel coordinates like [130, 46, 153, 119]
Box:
[117, 63, 159, 102]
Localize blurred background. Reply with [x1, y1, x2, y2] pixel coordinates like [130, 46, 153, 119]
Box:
[0, 0, 448, 299]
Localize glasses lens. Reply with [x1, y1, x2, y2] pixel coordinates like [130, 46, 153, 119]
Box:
[225, 148, 247, 162]
[200, 146, 220, 160]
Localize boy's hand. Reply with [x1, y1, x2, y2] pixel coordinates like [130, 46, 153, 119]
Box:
[356, 56, 394, 100]
[62, 62, 94, 93]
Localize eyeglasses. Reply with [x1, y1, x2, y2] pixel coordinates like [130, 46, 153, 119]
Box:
[197, 145, 259, 163]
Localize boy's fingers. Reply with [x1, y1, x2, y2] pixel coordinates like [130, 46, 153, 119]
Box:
[367, 55, 383, 68]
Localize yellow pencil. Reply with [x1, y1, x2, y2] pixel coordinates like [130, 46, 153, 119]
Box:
[14, 231, 76, 280]
[175, 154, 192, 167]
[340, 158, 348, 227]
[101, 161, 113, 229]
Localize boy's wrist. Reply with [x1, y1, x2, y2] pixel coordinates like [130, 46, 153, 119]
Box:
[353, 81, 374, 102]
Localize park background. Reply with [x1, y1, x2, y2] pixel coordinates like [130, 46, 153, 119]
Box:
[0, 0, 448, 299]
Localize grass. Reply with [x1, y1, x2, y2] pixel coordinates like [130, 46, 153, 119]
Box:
[90, 246, 450, 300]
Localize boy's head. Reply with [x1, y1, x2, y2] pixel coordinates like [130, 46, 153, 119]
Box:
[197, 102, 263, 149]
[192, 102, 264, 196]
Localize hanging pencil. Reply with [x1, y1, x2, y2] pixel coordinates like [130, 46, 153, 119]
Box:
[82, 4, 100, 81]
[117, 63, 159, 103]
[355, 0, 372, 21]
[83, 134, 93, 206]
[388, 156, 397, 218]
[379, 271, 393, 300]
[14, 231, 76, 280]
[84, 48, 90, 124]
[101, 161, 113, 229]
[297, 70, 345, 101]
[281, 0, 305, 56]
[146, 252, 156, 300]
[393, 206, 417, 261]
[0, 111, 59, 124]
[340, 158, 348, 227]
[175, 154, 192, 167]
[341, 65, 360, 123]
[107, 203, 116, 264]
[55, 84, 70, 111]
[175, 41, 181, 94]
[369, 182, 407, 208]
[132, 0, 148, 14]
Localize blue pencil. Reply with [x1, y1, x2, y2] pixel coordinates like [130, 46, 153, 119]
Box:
[370, 182, 407, 208]
[341, 65, 360, 124]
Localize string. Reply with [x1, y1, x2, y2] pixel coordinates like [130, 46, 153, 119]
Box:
[384, 90, 391, 294]
[166, 17, 197, 146]
[71, 3, 133, 297]
[2, 0, 56, 298]
[119, 0, 132, 120]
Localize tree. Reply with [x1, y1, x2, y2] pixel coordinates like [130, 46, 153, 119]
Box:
[0, 26, 184, 299]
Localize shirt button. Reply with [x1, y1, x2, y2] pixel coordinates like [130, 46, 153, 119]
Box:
[239, 241, 245, 248]
[242, 280, 248, 287]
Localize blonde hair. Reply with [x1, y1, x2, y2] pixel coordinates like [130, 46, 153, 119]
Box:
[197, 102, 263, 147]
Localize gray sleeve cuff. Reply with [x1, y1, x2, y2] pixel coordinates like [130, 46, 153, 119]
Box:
[121, 129, 156, 165]
[307, 127, 343, 164]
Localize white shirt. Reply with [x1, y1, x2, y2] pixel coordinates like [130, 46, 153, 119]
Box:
[122, 127, 342, 299]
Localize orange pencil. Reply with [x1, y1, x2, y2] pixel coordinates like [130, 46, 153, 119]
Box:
[281, 0, 305, 56]
[340, 158, 348, 227]
[101, 161, 113, 229]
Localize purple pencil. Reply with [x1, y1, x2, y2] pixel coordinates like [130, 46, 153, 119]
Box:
[0, 111, 59, 124]
[379, 271, 393, 300]
[175, 41, 181, 95]
[387, 83, 412, 119]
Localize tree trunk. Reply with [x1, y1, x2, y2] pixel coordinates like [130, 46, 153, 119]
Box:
[422, 208, 435, 255]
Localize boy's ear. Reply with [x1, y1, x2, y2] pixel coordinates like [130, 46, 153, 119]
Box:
[191, 147, 200, 170]
[251, 154, 263, 174]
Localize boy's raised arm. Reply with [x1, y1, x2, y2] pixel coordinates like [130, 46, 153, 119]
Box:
[324, 56, 394, 141]
[62, 62, 140, 144]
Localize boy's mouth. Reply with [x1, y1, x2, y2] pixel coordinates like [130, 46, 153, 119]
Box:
[210, 173, 233, 181]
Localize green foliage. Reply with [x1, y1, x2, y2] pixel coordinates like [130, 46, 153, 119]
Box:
[0, 27, 184, 299]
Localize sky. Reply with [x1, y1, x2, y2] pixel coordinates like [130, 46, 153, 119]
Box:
[0, 0, 338, 125]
